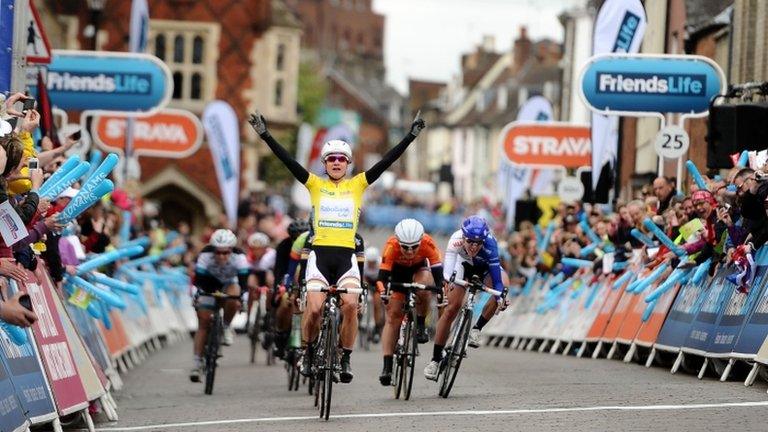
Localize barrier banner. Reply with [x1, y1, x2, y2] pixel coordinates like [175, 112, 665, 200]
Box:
[0, 349, 28, 432]
[733, 265, 768, 356]
[66, 303, 115, 380]
[586, 274, 629, 341]
[97, 309, 131, 359]
[634, 280, 683, 347]
[47, 269, 108, 401]
[707, 251, 768, 357]
[19, 270, 89, 415]
[0, 287, 57, 424]
[654, 276, 709, 351]
[571, 276, 616, 342]
[600, 283, 639, 343]
[680, 269, 732, 355]
[116, 281, 154, 348]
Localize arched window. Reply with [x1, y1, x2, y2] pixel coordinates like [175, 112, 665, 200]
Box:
[173, 34, 184, 63]
[154, 34, 166, 60]
[192, 36, 204, 64]
[274, 79, 283, 107]
[191, 73, 202, 100]
[276, 44, 285, 71]
[173, 72, 183, 99]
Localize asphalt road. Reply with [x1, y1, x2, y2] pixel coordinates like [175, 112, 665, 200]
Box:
[91, 330, 768, 432]
[89, 229, 768, 431]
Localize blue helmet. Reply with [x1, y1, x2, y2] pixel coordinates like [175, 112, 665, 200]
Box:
[461, 215, 490, 241]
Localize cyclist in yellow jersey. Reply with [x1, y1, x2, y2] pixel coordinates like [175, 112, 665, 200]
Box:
[249, 111, 425, 383]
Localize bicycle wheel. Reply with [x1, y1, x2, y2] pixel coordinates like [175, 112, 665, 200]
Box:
[393, 319, 410, 399]
[321, 313, 337, 421]
[250, 304, 261, 364]
[403, 317, 417, 400]
[204, 314, 222, 395]
[440, 310, 471, 399]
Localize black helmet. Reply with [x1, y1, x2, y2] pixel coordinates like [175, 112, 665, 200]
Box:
[288, 219, 310, 237]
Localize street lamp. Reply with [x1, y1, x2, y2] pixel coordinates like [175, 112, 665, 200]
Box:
[84, 0, 108, 50]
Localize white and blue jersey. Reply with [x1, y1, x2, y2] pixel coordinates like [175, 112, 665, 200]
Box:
[443, 230, 505, 295]
[194, 245, 250, 293]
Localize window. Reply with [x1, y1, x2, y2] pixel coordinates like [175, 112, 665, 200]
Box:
[147, 20, 220, 111]
[274, 79, 284, 107]
[173, 34, 184, 63]
[173, 72, 183, 99]
[154, 34, 166, 60]
[191, 73, 202, 99]
[276, 43, 285, 71]
[192, 36, 204, 64]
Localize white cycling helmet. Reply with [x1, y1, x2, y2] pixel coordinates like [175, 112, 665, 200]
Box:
[364, 246, 380, 262]
[321, 140, 352, 161]
[247, 232, 270, 248]
[394, 219, 424, 246]
[210, 229, 237, 248]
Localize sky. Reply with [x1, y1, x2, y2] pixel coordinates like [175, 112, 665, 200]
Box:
[372, 0, 587, 94]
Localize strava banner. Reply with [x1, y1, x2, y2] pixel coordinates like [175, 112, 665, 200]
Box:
[202, 100, 240, 228]
[1, 282, 57, 424]
[500, 96, 553, 230]
[19, 270, 89, 415]
[499, 122, 591, 168]
[589, 0, 646, 195]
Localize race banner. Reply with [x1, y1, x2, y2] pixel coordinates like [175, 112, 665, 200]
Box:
[1, 283, 57, 424]
[202, 100, 241, 227]
[680, 269, 732, 355]
[589, 0, 647, 192]
[499, 122, 591, 169]
[19, 270, 89, 415]
[586, 274, 630, 342]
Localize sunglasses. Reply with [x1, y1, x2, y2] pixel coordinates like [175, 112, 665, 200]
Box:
[324, 155, 349, 163]
[399, 243, 419, 251]
[465, 239, 484, 246]
[214, 250, 232, 256]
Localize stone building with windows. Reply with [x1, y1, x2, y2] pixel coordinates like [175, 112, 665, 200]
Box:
[35, 0, 302, 231]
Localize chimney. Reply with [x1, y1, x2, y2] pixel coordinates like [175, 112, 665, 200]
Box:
[481, 35, 495, 52]
[513, 25, 531, 68]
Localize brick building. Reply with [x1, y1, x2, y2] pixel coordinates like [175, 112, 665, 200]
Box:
[35, 0, 302, 231]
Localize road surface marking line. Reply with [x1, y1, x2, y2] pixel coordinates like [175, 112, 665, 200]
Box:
[95, 400, 768, 431]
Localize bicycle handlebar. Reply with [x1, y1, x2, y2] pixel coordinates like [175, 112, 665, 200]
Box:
[450, 277, 503, 297]
[306, 286, 364, 295]
[198, 291, 242, 301]
[387, 282, 441, 293]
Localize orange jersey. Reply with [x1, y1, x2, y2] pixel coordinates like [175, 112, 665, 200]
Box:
[380, 234, 442, 271]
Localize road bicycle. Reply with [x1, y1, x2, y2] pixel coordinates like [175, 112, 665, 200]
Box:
[308, 283, 363, 420]
[437, 274, 501, 398]
[199, 291, 241, 395]
[386, 282, 441, 400]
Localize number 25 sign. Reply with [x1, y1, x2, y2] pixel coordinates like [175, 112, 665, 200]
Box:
[654, 125, 689, 159]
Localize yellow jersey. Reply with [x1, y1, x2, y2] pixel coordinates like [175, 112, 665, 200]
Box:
[305, 172, 368, 249]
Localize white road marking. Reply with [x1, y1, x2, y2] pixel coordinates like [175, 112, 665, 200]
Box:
[95, 400, 768, 431]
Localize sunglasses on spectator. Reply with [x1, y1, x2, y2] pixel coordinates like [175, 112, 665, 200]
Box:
[324, 155, 349, 163]
[215, 250, 232, 256]
[399, 243, 419, 251]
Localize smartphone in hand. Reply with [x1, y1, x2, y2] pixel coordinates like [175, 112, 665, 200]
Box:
[27, 158, 39, 170]
[18, 294, 33, 312]
[69, 130, 82, 141]
[21, 98, 36, 114]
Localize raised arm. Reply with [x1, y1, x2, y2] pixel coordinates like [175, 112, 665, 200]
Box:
[365, 114, 426, 184]
[249, 112, 309, 184]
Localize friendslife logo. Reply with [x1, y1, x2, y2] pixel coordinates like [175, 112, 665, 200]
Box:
[596, 72, 707, 97]
[48, 71, 152, 95]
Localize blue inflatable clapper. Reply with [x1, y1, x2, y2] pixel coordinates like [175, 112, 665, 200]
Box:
[641, 299, 657, 322]
[67, 275, 126, 309]
[630, 228, 655, 247]
[83, 150, 103, 181]
[39, 154, 80, 195]
[737, 150, 749, 167]
[39, 161, 91, 200]
[613, 271, 634, 290]
[685, 160, 708, 190]
[645, 268, 687, 303]
[561, 257, 595, 268]
[88, 272, 140, 295]
[77, 245, 145, 275]
[692, 258, 712, 285]
[643, 218, 686, 257]
[0, 321, 27, 346]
